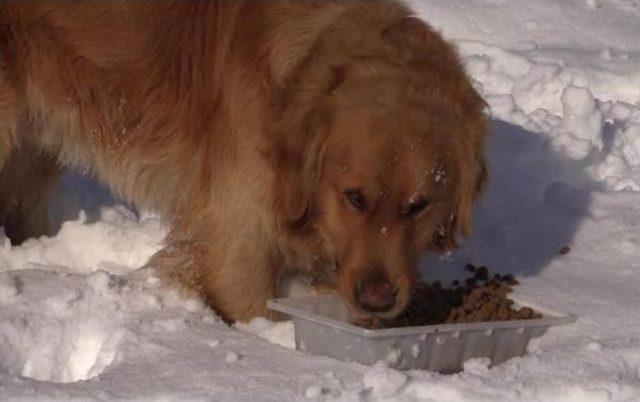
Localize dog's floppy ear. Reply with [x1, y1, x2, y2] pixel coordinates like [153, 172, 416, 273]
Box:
[433, 155, 487, 255]
[434, 88, 488, 254]
[271, 66, 347, 231]
[433, 214, 459, 253]
[456, 85, 489, 236]
[434, 156, 488, 253]
[272, 110, 330, 231]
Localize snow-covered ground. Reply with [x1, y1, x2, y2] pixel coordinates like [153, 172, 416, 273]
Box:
[2, 0, 640, 400]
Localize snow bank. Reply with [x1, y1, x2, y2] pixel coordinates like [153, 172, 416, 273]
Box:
[0, 211, 182, 384]
[0, 206, 164, 275]
[408, 0, 640, 190]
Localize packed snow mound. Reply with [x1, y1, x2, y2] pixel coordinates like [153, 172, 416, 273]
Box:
[2, 270, 128, 383]
[0, 209, 177, 384]
[0, 206, 164, 275]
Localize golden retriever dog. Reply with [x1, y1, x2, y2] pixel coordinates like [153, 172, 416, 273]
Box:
[0, 1, 487, 323]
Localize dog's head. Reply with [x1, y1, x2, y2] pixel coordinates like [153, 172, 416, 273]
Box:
[272, 16, 487, 321]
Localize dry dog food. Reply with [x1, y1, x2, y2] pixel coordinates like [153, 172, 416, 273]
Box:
[373, 264, 542, 329]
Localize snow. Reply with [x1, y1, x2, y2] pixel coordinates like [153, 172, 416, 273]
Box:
[225, 352, 240, 364]
[363, 362, 408, 398]
[416, 0, 640, 190]
[305, 385, 324, 399]
[235, 317, 295, 350]
[553, 86, 604, 160]
[2, 0, 640, 400]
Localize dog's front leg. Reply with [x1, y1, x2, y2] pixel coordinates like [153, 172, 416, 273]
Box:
[149, 235, 281, 323]
[144, 239, 208, 299]
[200, 240, 281, 323]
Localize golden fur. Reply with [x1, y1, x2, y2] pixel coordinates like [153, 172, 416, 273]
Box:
[0, 1, 487, 322]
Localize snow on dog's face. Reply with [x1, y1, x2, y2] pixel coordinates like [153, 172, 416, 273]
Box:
[312, 105, 480, 320]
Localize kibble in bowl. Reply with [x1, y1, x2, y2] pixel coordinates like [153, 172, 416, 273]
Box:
[363, 264, 541, 329]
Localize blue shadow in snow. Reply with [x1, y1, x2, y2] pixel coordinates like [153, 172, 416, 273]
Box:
[420, 119, 595, 282]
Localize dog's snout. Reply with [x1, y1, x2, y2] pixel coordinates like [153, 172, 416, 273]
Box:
[354, 272, 396, 313]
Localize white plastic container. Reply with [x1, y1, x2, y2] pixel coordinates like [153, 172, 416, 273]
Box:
[268, 294, 576, 372]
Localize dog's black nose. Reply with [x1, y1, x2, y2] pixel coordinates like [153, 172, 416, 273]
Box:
[355, 273, 396, 313]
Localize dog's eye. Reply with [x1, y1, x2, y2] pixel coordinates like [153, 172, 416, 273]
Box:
[403, 198, 430, 218]
[344, 189, 367, 212]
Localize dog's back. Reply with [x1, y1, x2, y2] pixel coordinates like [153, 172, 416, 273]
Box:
[0, 0, 407, 236]
[0, 1, 249, 223]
